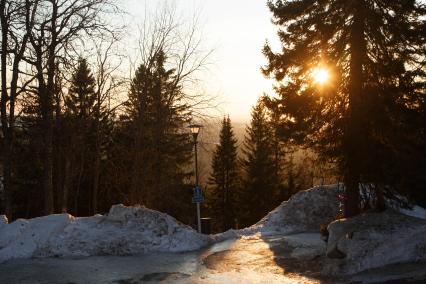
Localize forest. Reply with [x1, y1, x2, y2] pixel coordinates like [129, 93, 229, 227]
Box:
[0, 0, 425, 235]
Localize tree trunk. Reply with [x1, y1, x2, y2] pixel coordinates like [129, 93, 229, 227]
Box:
[224, 170, 229, 231]
[92, 125, 101, 214]
[1, 0, 30, 219]
[2, 141, 13, 219]
[345, 0, 366, 218]
[130, 124, 143, 204]
[74, 151, 85, 215]
[41, 87, 55, 215]
[41, 1, 60, 216]
[92, 154, 100, 214]
[62, 156, 71, 213]
[0, 0, 12, 219]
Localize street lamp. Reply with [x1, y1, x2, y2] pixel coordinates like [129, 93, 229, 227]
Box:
[188, 123, 203, 233]
[189, 124, 202, 185]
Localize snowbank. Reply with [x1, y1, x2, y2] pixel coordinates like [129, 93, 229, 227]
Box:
[282, 233, 326, 260]
[0, 214, 73, 263]
[396, 204, 426, 220]
[214, 185, 340, 241]
[0, 204, 211, 263]
[253, 185, 339, 233]
[324, 209, 426, 275]
[0, 215, 7, 228]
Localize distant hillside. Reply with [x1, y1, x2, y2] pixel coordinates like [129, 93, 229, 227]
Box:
[195, 118, 338, 189]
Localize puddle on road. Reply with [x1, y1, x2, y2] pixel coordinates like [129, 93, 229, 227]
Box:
[114, 272, 191, 284]
[207, 238, 236, 254]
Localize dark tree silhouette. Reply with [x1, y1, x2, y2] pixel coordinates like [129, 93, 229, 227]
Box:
[122, 51, 193, 218]
[263, 0, 426, 215]
[61, 58, 97, 214]
[239, 99, 279, 227]
[207, 116, 240, 232]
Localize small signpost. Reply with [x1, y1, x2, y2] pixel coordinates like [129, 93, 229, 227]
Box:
[189, 124, 203, 233]
[192, 186, 204, 203]
[192, 186, 203, 233]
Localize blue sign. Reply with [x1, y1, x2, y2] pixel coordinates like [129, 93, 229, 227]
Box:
[192, 186, 204, 203]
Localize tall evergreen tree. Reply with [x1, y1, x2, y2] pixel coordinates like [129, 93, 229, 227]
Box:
[66, 58, 96, 118]
[122, 50, 193, 220]
[207, 116, 239, 232]
[240, 99, 278, 227]
[263, 0, 426, 214]
[61, 58, 97, 214]
[264, 96, 290, 201]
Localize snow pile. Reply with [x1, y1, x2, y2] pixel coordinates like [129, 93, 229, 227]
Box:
[395, 204, 426, 220]
[0, 214, 73, 263]
[0, 204, 211, 263]
[214, 185, 340, 241]
[324, 209, 426, 275]
[282, 233, 326, 260]
[0, 215, 7, 228]
[252, 185, 340, 234]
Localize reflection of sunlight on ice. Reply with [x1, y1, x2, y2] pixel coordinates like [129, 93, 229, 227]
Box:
[196, 234, 323, 283]
[207, 238, 236, 254]
[192, 233, 320, 283]
[199, 270, 320, 284]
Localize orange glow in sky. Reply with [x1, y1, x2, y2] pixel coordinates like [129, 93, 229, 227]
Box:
[124, 0, 279, 122]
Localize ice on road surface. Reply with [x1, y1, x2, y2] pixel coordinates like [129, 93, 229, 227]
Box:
[0, 233, 326, 284]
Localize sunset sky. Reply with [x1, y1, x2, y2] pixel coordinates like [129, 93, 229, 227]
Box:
[124, 0, 279, 122]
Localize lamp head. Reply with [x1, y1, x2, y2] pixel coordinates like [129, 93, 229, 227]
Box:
[188, 124, 203, 140]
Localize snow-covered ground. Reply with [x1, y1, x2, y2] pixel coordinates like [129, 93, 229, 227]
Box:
[0, 204, 211, 263]
[214, 185, 340, 241]
[1, 184, 426, 283]
[395, 203, 426, 220]
[0, 232, 329, 284]
[324, 208, 426, 276]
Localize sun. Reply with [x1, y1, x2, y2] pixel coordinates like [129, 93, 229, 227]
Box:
[312, 67, 329, 85]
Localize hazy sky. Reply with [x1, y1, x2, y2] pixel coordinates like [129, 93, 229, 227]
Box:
[124, 0, 279, 122]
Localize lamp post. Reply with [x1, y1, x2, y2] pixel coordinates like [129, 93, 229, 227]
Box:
[189, 124, 202, 233]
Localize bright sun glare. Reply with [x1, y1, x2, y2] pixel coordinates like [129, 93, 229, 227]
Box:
[312, 68, 329, 84]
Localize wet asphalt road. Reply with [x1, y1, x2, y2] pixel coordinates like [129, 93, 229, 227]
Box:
[0, 233, 425, 284]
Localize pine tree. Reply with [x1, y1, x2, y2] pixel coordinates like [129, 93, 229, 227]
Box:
[239, 99, 278, 227]
[263, 96, 290, 203]
[123, 50, 193, 219]
[61, 58, 97, 214]
[207, 116, 240, 232]
[66, 58, 96, 118]
[263, 0, 426, 215]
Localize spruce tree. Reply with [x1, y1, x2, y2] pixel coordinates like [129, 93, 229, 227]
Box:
[263, 0, 426, 214]
[123, 50, 193, 220]
[62, 58, 97, 214]
[208, 116, 239, 232]
[66, 58, 96, 117]
[240, 99, 278, 227]
[264, 96, 290, 203]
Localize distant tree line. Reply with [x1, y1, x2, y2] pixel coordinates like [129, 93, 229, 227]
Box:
[0, 0, 210, 225]
[206, 99, 334, 233]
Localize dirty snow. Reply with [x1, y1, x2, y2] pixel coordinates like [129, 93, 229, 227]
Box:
[324, 209, 426, 276]
[1, 183, 425, 281]
[214, 185, 340, 242]
[0, 215, 7, 228]
[0, 204, 211, 263]
[282, 233, 326, 260]
[397, 205, 426, 220]
[252, 185, 340, 233]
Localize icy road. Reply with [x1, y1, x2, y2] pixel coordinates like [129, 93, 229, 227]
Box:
[1, 232, 425, 284]
[0, 232, 330, 284]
